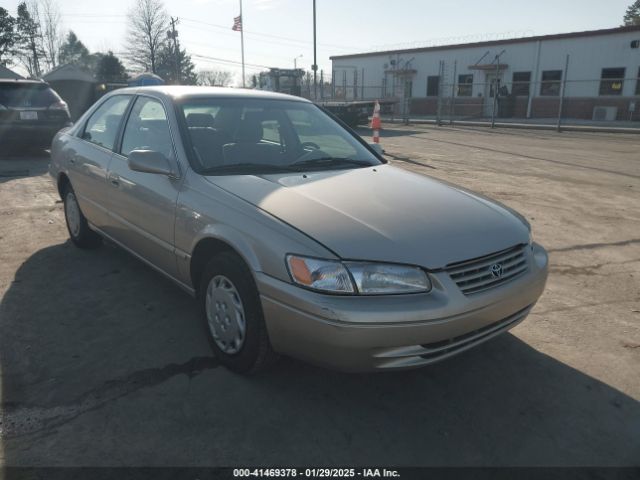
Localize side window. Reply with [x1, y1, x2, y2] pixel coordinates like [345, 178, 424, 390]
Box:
[82, 96, 131, 149]
[261, 119, 281, 144]
[120, 96, 174, 159]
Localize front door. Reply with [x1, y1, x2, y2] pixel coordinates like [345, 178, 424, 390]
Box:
[106, 95, 182, 278]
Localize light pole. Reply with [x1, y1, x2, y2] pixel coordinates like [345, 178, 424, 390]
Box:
[294, 54, 303, 70]
[312, 0, 317, 100]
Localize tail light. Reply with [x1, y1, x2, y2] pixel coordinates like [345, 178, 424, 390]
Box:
[49, 101, 70, 116]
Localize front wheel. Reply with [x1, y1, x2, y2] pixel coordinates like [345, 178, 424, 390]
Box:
[199, 252, 278, 373]
[63, 185, 102, 249]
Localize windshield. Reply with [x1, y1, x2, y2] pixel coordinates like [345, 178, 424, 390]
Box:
[177, 97, 382, 174]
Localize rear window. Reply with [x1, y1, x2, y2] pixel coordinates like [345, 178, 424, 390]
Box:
[0, 83, 60, 108]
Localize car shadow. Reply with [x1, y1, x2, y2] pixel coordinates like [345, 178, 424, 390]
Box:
[0, 150, 50, 185]
[1, 242, 639, 466]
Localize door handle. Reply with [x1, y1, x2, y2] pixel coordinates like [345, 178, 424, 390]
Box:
[69, 155, 77, 165]
[108, 173, 120, 187]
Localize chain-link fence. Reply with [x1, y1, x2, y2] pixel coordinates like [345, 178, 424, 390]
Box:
[411, 77, 640, 126]
[298, 73, 334, 101]
[327, 71, 640, 128]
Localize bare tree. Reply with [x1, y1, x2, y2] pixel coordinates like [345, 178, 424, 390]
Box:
[197, 69, 233, 87]
[39, 0, 62, 70]
[15, 1, 45, 77]
[126, 0, 169, 73]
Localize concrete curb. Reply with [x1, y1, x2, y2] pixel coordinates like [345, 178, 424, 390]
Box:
[380, 117, 640, 134]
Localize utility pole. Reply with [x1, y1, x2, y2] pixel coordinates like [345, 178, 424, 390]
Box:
[240, 0, 246, 87]
[312, 0, 318, 100]
[169, 17, 180, 84]
[556, 54, 570, 132]
[491, 49, 506, 128]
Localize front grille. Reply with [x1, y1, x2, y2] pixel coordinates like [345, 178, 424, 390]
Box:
[447, 244, 528, 295]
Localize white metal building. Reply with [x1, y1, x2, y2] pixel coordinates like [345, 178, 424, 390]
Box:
[330, 25, 640, 120]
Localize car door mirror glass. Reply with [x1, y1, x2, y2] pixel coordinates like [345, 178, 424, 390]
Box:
[128, 149, 176, 176]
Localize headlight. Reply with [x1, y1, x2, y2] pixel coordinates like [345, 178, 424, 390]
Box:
[286, 255, 431, 295]
[346, 262, 431, 294]
[286, 255, 354, 293]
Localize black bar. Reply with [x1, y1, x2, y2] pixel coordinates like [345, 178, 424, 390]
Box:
[1, 467, 639, 480]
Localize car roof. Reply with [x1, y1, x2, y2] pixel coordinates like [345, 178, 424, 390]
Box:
[0, 79, 50, 86]
[112, 85, 312, 103]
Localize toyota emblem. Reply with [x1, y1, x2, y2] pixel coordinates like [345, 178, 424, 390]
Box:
[490, 263, 503, 278]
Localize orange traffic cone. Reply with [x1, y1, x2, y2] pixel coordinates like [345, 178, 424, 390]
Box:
[371, 100, 381, 144]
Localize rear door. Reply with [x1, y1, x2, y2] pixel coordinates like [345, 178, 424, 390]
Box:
[106, 95, 182, 278]
[66, 95, 132, 229]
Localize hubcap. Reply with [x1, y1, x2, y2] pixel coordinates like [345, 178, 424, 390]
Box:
[65, 192, 81, 238]
[205, 275, 246, 354]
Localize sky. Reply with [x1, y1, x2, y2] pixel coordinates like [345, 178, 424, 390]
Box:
[3, 0, 635, 83]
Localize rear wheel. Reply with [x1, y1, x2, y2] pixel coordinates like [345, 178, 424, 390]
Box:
[63, 185, 102, 249]
[199, 252, 278, 373]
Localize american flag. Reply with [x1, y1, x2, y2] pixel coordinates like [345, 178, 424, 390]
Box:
[232, 15, 242, 31]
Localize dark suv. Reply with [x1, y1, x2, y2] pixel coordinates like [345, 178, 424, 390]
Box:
[0, 79, 72, 151]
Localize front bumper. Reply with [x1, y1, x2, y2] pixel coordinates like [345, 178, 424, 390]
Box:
[258, 243, 548, 371]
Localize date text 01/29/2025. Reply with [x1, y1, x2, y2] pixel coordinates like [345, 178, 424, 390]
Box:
[233, 468, 401, 478]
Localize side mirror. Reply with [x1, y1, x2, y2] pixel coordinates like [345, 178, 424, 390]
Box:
[128, 150, 178, 177]
[369, 143, 385, 156]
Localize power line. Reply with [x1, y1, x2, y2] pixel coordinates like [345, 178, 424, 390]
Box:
[183, 39, 294, 63]
[190, 53, 269, 70]
[59, 12, 358, 51]
[180, 17, 358, 51]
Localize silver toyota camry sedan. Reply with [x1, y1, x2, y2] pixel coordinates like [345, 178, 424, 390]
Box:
[49, 86, 548, 373]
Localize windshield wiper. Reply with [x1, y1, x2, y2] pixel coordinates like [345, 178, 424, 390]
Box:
[289, 157, 373, 170]
[203, 163, 296, 175]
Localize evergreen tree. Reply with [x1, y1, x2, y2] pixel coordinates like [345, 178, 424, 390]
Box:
[95, 51, 128, 83]
[0, 7, 15, 66]
[623, 0, 640, 25]
[156, 43, 197, 85]
[58, 30, 90, 66]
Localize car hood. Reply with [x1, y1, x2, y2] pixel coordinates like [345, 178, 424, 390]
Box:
[206, 164, 529, 269]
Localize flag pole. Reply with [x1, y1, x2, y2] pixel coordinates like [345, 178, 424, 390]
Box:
[240, 0, 245, 87]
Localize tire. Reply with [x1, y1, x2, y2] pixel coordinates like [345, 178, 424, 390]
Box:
[199, 252, 278, 374]
[62, 184, 102, 249]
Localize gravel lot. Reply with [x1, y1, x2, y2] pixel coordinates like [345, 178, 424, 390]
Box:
[0, 125, 639, 466]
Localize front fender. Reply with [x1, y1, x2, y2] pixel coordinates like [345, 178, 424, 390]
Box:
[191, 223, 263, 274]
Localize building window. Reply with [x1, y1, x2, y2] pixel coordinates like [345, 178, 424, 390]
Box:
[600, 68, 625, 96]
[457, 74, 473, 97]
[404, 79, 413, 98]
[540, 70, 562, 96]
[636, 67, 640, 96]
[427, 75, 439, 97]
[512, 71, 531, 96]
